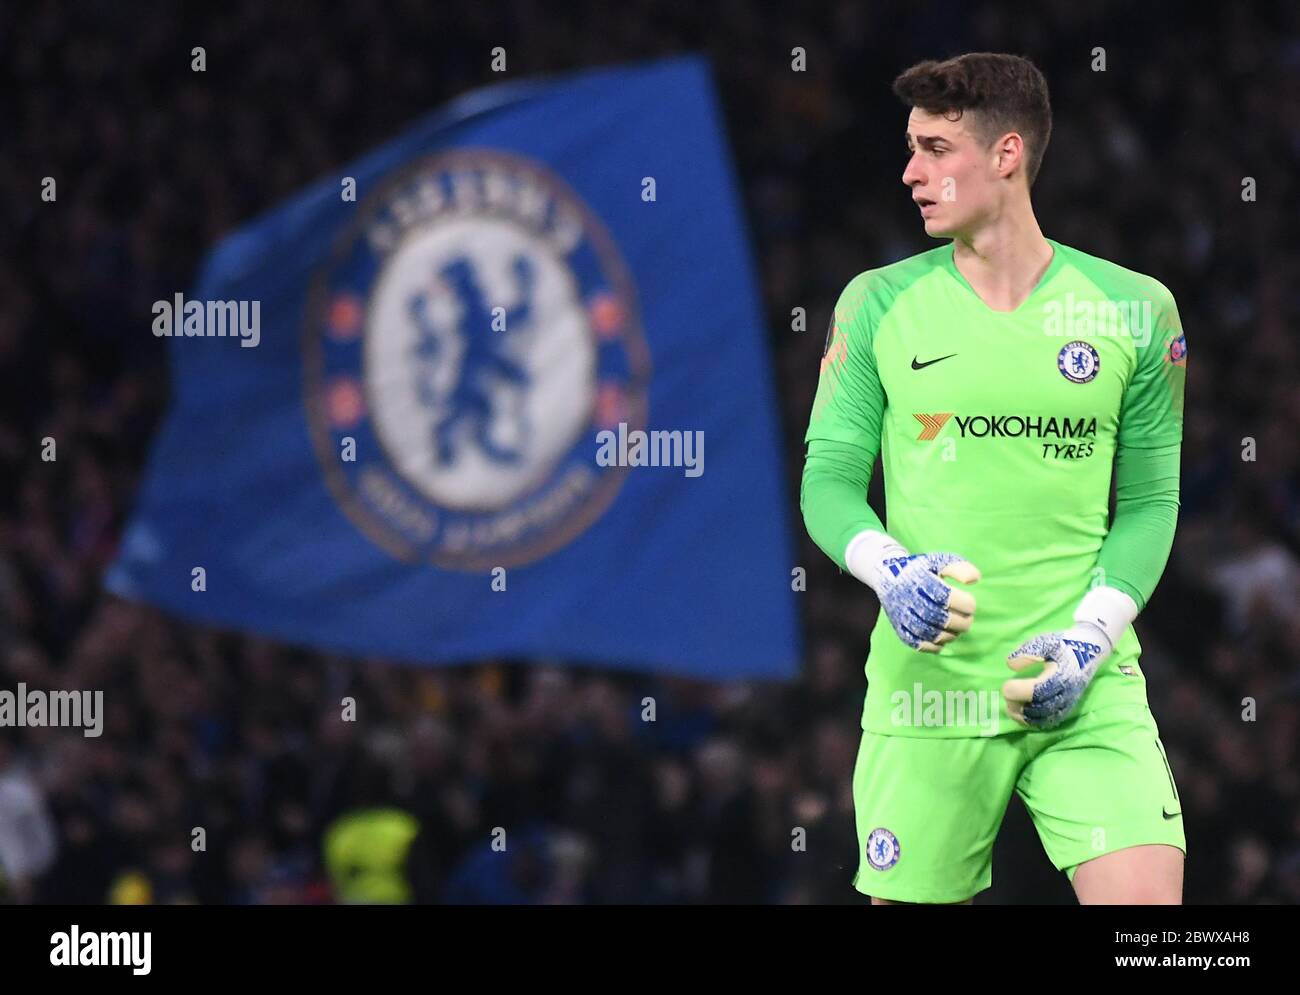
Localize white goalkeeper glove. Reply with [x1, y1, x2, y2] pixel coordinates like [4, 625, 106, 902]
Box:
[1002, 585, 1139, 730]
[846, 530, 980, 653]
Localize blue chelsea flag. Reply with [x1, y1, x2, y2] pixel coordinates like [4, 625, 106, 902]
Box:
[108, 56, 801, 680]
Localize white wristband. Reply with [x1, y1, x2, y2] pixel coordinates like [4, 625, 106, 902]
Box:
[844, 529, 909, 592]
[1073, 585, 1139, 653]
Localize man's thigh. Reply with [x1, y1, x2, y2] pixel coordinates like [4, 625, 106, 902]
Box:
[852, 728, 1021, 904]
[1016, 703, 1186, 900]
[1071, 844, 1184, 904]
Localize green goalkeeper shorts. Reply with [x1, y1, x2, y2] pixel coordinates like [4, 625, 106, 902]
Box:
[850, 702, 1186, 903]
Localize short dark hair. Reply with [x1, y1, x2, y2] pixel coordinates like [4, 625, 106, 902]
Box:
[893, 53, 1053, 187]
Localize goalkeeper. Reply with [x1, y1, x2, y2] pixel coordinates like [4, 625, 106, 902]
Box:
[803, 52, 1188, 904]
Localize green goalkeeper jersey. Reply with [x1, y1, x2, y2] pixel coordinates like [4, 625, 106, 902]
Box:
[804, 239, 1187, 737]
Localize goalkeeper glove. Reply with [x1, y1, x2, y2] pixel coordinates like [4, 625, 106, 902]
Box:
[1002, 585, 1139, 730]
[846, 530, 980, 653]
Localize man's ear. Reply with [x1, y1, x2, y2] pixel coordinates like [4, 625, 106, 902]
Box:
[996, 133, 1023, 177]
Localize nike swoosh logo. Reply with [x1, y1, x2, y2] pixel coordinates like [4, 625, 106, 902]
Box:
[911, 353, 958, 370]
[1162, 807, 1181, 819]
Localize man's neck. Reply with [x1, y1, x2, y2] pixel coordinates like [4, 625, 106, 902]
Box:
[951, 211, 1053, 312]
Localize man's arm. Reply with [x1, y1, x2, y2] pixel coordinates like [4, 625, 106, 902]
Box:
[801, 275, 888, 570]
[1095, 286, 1187, 610]
[801, 276, 978, 652]
[1095, 442, 1181, 612]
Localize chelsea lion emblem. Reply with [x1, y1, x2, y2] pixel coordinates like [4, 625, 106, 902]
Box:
[1057, 340, 1100, 384]
[865, 827, 901, 870]
[304, 150, 650, 570]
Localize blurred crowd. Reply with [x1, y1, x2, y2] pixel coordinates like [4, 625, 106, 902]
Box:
[1, 0, 1297, 904]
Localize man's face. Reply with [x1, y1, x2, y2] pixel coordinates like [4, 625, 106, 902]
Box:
[902, 107, 1000, 239]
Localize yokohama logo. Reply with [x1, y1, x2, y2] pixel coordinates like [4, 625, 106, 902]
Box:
[914, 412, 1099, 440]
[913, 413, 953, 440]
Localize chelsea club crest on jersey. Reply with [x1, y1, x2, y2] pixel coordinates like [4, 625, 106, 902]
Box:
[303, 150, 651, 570]
[1057, 340, 1100, 384]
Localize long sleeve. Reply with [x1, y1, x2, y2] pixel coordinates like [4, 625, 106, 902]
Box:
[1097, 286, 1187, 610]
[1096, 442, 1180, 611]
[801, 273, 887, 572]
[801, 438, 886, 572]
